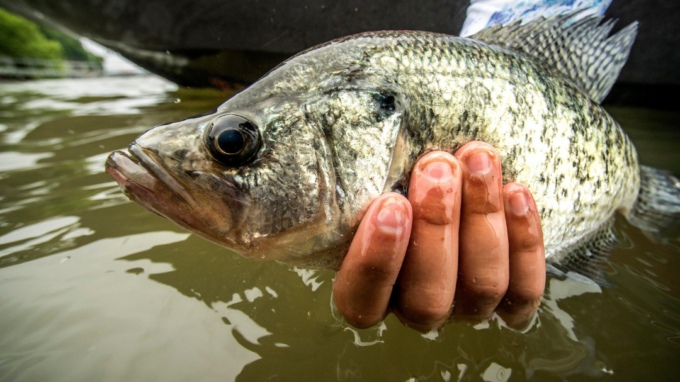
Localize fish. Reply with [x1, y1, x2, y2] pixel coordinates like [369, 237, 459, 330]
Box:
[105, 12, 680, 283]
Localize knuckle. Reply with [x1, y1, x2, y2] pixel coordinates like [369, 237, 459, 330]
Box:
[354, 260, 396, 284]
[400, 302, 451, 324]
[515, 237, 542, 253]
[397, 285, 455, 325]
[464, 281, 508, 304]
[462, 175, 503, 216]
[511, 285, 544, 304]
[464, 190, 503, 214]
[413, 198, 454, 225]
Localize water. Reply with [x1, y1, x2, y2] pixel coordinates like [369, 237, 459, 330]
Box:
[0, 76, 679, 381]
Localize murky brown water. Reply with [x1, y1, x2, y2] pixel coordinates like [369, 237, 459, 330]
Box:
[0, 76, 679, 381]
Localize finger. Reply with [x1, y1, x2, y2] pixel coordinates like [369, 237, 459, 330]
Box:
[452, 141, 509, 321]
[333, 193, 412, 329]
[393, 152, 462, 330]
[497, 183, 546, 329]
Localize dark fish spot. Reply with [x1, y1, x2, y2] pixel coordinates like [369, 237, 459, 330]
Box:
[372, 93, 396, 111]
[380, 95, 395, 112]
[173, 149, 189, 160]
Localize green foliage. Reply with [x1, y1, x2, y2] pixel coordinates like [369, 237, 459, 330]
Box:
[0, 7, 102, 67]
[0, 8, 64, 60]
[39, 25, 103, 67]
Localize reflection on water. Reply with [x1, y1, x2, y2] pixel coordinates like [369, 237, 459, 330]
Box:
[0, 76, 679, 381]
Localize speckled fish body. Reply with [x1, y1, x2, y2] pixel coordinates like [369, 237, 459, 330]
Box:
[106, 16, 642, 270]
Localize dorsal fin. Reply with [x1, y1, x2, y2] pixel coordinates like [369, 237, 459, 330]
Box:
[471, 10, 638, 103]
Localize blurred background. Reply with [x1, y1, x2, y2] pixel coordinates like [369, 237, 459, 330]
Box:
[1, 0, 678, 109]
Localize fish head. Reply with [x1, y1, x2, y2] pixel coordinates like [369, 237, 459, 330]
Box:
[105, 95, 346, 263]
[106, 40, 407, 266]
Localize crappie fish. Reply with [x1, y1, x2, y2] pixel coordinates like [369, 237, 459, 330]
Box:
[106, 12, 680, 282]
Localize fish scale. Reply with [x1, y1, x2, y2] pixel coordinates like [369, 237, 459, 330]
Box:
[106, 12, 680, 283]
[355, 32, 639, 261]
[270, 28, 637, 263]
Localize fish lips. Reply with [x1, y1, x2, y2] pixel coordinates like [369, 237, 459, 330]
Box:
[105, 146, 218, 243]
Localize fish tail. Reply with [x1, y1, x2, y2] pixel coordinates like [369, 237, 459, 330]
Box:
[626, 165, 680, 233]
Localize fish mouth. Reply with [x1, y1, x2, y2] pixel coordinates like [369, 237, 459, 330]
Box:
[105, 146, 212, 237]
[105, 144, 303, 262]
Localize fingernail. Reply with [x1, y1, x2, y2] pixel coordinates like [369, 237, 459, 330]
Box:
[509, 192, 529, 215]
[422, 161, 453, 182]
[376, 197, 407, 234]
[466, 151, 492, 175]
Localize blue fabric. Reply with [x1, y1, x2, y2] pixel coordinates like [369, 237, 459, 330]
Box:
[461, 0, 613, 36]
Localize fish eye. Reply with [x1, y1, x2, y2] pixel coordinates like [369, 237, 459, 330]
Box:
[206, 115, 261, 166]
[216, 129, 244, 155]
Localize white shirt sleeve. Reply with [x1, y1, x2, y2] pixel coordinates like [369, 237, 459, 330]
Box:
[460, 0, 614, 36]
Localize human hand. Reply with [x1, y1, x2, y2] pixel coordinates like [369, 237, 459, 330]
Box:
[333, 142, 546, 332]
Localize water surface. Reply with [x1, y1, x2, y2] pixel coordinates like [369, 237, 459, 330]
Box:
[0, 76, 679, 381]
